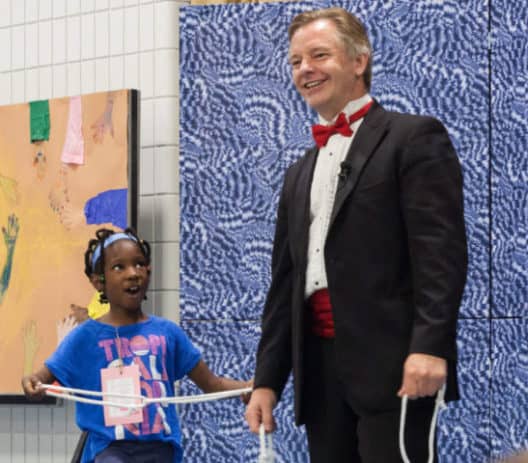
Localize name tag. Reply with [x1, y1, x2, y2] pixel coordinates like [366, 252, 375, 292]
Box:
[101, 364, 143, 426]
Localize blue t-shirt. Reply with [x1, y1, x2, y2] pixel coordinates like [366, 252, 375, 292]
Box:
[46, 316, 201, 463]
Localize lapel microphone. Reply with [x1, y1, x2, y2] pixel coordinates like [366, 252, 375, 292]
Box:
[338, 161, 352, 182]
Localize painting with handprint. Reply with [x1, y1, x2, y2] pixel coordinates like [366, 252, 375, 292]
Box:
[0, 89, 138, 397]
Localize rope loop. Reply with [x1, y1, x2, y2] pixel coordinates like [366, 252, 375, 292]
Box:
[258, 424, 275, 463]
[399, 384, 446, 463]
[40, 384, 252, 408]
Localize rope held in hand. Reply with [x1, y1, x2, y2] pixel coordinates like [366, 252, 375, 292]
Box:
[40, 383, 445, 463]
[399, 385, 446, 463]
[40, 383, 252, 408]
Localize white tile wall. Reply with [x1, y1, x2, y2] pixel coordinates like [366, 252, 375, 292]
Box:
[124, 53, 140, 89]
[0, 73, 10, 104]
[39, 0, 52, 20]
[12, 69, 25, 101]
[155, 1, 179, 48]
[94, 56, 110, 91]
[67, 61, 81, 95]
[52, 63, 67, 97]
[12, 25, 25, 69]
[56, 0, 69, 17]
[52, 18, 66, 64]
[139, 51, 155, 97]
[39, 66, 52, 97]
[0, 0, 188, 460]
[139, 3, 155, 50]
[155, 48, 178, 95]
[154, 194, 180, 242]
[67, 0, 81, 16]
[25, 0, 38, 23]
[39, 20, 52, 65]
[81, 60, 96, 94]
[25, 23, 39, 67]
[154, 96, 179, 144]
[154, 145, 179, 194]
[67, 16, 81, 62]
[109, 8, 124, 55]
[25, 67, 39, 100]
[109, 54, 124, 88]
[81, 15, 96, 59]
[0, 1, 11, 27]
[0, 28, 10, 71]
[123, 7, 139, 53]
[95, 11, 109, 57]
[140, 146, 155, 195]
[12, 1, 25, 25]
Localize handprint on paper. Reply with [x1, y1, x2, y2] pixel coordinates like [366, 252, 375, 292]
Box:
[0, 172, 19, 205]
[48, 165, 70, 221]
[60, 203, 85, 230]
[56, 315, 78, 345]
[22, 320, 40, 376]
[0, 214, 20, 305]
[91, 92, 115, 144]
[69, 303, 89, 323]
[33, 150, 48, 180]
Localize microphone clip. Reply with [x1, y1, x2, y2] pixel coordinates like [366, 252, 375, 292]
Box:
[338, 161, 351, 182]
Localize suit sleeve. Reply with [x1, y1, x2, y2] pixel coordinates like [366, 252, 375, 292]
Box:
[399, 117, 468, 361]
[253, 169, 295, 400]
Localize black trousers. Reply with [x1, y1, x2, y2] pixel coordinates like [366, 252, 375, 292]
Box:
[302, 334, 437, 463]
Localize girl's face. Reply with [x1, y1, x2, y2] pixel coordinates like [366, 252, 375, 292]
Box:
[101, 239, 150, 313]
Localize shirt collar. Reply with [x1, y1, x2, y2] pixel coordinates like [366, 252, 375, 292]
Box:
[318, 93, 373, 125]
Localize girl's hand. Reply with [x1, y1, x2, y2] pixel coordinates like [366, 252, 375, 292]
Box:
[21, 375, 46, 400]
[21, 366, 55, 400]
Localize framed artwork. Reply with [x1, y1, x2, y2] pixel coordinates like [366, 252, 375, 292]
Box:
[0, 89, 138, 399]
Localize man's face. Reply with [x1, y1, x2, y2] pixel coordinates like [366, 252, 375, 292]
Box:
[289, 19, 367, 120]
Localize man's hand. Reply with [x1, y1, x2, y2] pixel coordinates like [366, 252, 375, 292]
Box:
[245, 387, 277, 433]
[397, 353, 447, 399]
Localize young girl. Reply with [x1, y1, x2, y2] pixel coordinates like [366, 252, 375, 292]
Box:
[22, 228, 251, 463]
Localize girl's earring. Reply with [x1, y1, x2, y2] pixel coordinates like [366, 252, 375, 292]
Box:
[99, 274, 105, 283]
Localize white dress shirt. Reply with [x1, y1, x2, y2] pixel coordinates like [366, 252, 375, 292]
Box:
[304, 93, 373, 298]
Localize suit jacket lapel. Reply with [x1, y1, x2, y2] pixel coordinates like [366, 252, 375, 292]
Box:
[329, 101, 389, 228]
[293, 146, 318, 264]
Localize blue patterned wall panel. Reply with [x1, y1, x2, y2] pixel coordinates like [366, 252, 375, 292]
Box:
[491, 319, 528, 460]
[438, 319, 491, 462]
[344, 0, 490, 318]
[180, 0, 489, 321]
[491, 0, 528, 317]
[179, 321, 308, 462]
[180, 0, 491, 460]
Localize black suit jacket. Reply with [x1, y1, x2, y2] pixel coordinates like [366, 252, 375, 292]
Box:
[254, 101, 468, 423]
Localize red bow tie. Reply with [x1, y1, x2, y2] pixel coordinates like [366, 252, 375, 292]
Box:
[311, 101, 373, 148]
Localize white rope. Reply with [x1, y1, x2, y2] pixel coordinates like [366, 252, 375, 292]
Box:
[258, 424, 275, 463]
[41, 384, 252, 409]
[399, 385, 446, 463]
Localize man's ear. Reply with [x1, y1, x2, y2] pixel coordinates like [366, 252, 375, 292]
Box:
[90, 273, 105, 291]
[353, 52, 369, 78]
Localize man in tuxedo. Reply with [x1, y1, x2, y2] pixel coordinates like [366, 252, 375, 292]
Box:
[245, 7, 468, 462]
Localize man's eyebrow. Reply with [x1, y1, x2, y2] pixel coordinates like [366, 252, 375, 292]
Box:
[290, 45, 332, 57]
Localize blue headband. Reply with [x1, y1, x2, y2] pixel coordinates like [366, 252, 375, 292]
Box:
[91, 233, 138, 272]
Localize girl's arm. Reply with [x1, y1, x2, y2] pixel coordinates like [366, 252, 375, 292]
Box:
[21, 365, 56, 400]
[188, 359, 252, 401]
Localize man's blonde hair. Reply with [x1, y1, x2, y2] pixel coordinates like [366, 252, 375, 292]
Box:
[288, 7, 372, 90]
